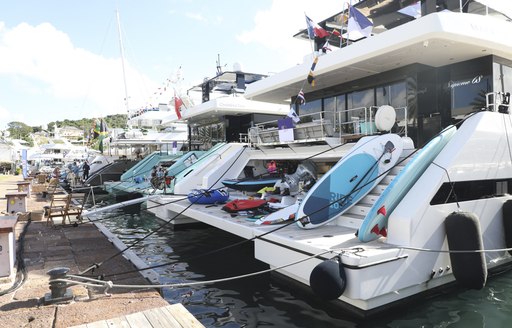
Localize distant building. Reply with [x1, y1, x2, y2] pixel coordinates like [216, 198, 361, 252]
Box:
[59, 126, 84, 141]
[34, 130, 50, 138]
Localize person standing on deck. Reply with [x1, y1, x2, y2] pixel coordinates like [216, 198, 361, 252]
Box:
[82, 161, 90, 181]
[71, 161, 80, 185]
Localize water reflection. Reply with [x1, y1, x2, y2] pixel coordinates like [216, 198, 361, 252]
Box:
[93, 196, 512, 328]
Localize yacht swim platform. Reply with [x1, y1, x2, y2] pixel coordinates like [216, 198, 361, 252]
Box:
[149, 190, 398, 240]
[147, 192, 404, 277]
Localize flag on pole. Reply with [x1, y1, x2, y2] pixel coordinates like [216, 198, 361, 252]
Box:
[92, 118, 109, 153]
[174, 92, 183, 119]
[321, 40, 332, 53]
[307, 56, 319, 87]
[398, 1, 421, 18]
[347, 5, 373, 40]
[305, 14, 330, 39]
[278, 117, 295, 142]
[297, 90, 306, 105]
[288, 106, 300, 123]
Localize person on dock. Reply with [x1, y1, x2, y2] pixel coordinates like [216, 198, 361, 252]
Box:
[82, 161, 90, 181]
[52, 166, 61, 179]
[71, 161, 80, 185]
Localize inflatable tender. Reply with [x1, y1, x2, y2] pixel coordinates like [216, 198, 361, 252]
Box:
[187, 189, 229, 205]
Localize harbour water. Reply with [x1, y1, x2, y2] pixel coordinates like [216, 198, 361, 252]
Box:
[93, 195, 512, 327]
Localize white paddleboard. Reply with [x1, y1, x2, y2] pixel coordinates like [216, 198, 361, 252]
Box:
[255, 203, 300, 225]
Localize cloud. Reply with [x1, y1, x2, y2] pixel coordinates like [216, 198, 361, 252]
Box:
[185, 12, 207, 22]
[0, 105, 10, 129]
[237, 0, 342, 67]
[0, 21, 158, 125]
[0, 103, 25, 128]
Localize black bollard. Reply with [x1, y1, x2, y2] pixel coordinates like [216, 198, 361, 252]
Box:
[44, 267, 74, 304]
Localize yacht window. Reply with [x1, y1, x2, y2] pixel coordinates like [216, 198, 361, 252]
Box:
[347, 89, 373, 123]
[348, 88, 374, 109]
[335, 95, 347, 132]
[324, 97, 336, 125]
[299, 99, 322, 123]
[430, 179, 510, 205]
[391, 82, 407, 108]
[494, 63, 512, 94]
[447, 74, 491, 118]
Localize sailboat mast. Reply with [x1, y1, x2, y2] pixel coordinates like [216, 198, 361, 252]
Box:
[116, 10, 130, 117]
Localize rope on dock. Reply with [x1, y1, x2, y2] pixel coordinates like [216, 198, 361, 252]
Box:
[52, 242, 512, 296]
[55, 249, 335, 292]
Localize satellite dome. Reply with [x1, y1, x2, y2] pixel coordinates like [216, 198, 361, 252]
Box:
[233, 62, 243, 72]
[375, 105, 397, 131]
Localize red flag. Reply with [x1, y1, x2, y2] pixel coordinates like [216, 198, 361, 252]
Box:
[174, 93, 183, 119]
[305, 15, 330, 39]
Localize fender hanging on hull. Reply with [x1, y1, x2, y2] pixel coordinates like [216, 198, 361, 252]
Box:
[309, 257, 347, 300]
[502, 200, 512, 256]
[445, 211, 487, 290]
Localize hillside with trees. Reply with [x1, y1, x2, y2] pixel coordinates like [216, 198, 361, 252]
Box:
[47, 114, 128, 132]
[5, 114, 128, 147]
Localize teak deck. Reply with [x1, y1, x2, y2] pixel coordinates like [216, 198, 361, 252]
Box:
[69, 304, 204, 328]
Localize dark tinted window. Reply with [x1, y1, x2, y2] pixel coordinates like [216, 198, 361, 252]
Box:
[431, 179, 510, 205]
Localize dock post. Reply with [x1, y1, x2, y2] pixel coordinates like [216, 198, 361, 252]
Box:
[5, 192, 28, 214]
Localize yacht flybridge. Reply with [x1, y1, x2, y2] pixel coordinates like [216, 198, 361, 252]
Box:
[140, 1, 512, 316]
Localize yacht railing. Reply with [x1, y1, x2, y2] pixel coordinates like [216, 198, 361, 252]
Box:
[248, 112, 335, 146]
[486, 92, 510, 113]
[248, 106, 408, 147]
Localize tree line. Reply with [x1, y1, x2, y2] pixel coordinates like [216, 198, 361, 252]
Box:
[5, 114, 128, 146]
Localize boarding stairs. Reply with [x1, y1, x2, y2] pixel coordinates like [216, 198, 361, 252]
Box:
[333, 156, 411, 229]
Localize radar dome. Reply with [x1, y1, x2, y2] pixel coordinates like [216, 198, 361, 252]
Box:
[233, 62, 243, 72]
[375, 105, 396, 131]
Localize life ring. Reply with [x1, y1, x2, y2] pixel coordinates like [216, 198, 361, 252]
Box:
[309, 256, 346, 300]
[445, 211, 487, 289]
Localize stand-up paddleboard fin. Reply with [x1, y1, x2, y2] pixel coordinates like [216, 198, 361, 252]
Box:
[370, 224, 387, 237]
[358, 125, 457, 242]
[377, 206, 386, 216]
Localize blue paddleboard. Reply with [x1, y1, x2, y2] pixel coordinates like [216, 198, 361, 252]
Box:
[296, 134, 404, 229]
[358, 125, 457, 242]
[222, 176, 281, 192]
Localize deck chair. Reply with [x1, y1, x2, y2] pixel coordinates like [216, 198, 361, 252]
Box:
[63, 193, 86, 225]
[46, 193, 71, 226]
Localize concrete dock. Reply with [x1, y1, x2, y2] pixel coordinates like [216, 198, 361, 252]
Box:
[0, 175, 204, 327]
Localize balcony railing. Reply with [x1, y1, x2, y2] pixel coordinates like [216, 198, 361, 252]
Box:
[248, 106, 408, 147]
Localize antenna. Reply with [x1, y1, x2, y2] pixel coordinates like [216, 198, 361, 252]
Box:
[116, 10, 130, 121]
[216, 54, 222, 75]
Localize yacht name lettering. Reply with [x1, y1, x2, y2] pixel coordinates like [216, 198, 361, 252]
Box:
[448, 75, 483, 89]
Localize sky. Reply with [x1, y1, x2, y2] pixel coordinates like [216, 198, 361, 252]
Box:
[0, 0, 344, 130]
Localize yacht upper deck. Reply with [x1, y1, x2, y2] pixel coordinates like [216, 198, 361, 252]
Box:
[246, 10, 512, 104]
